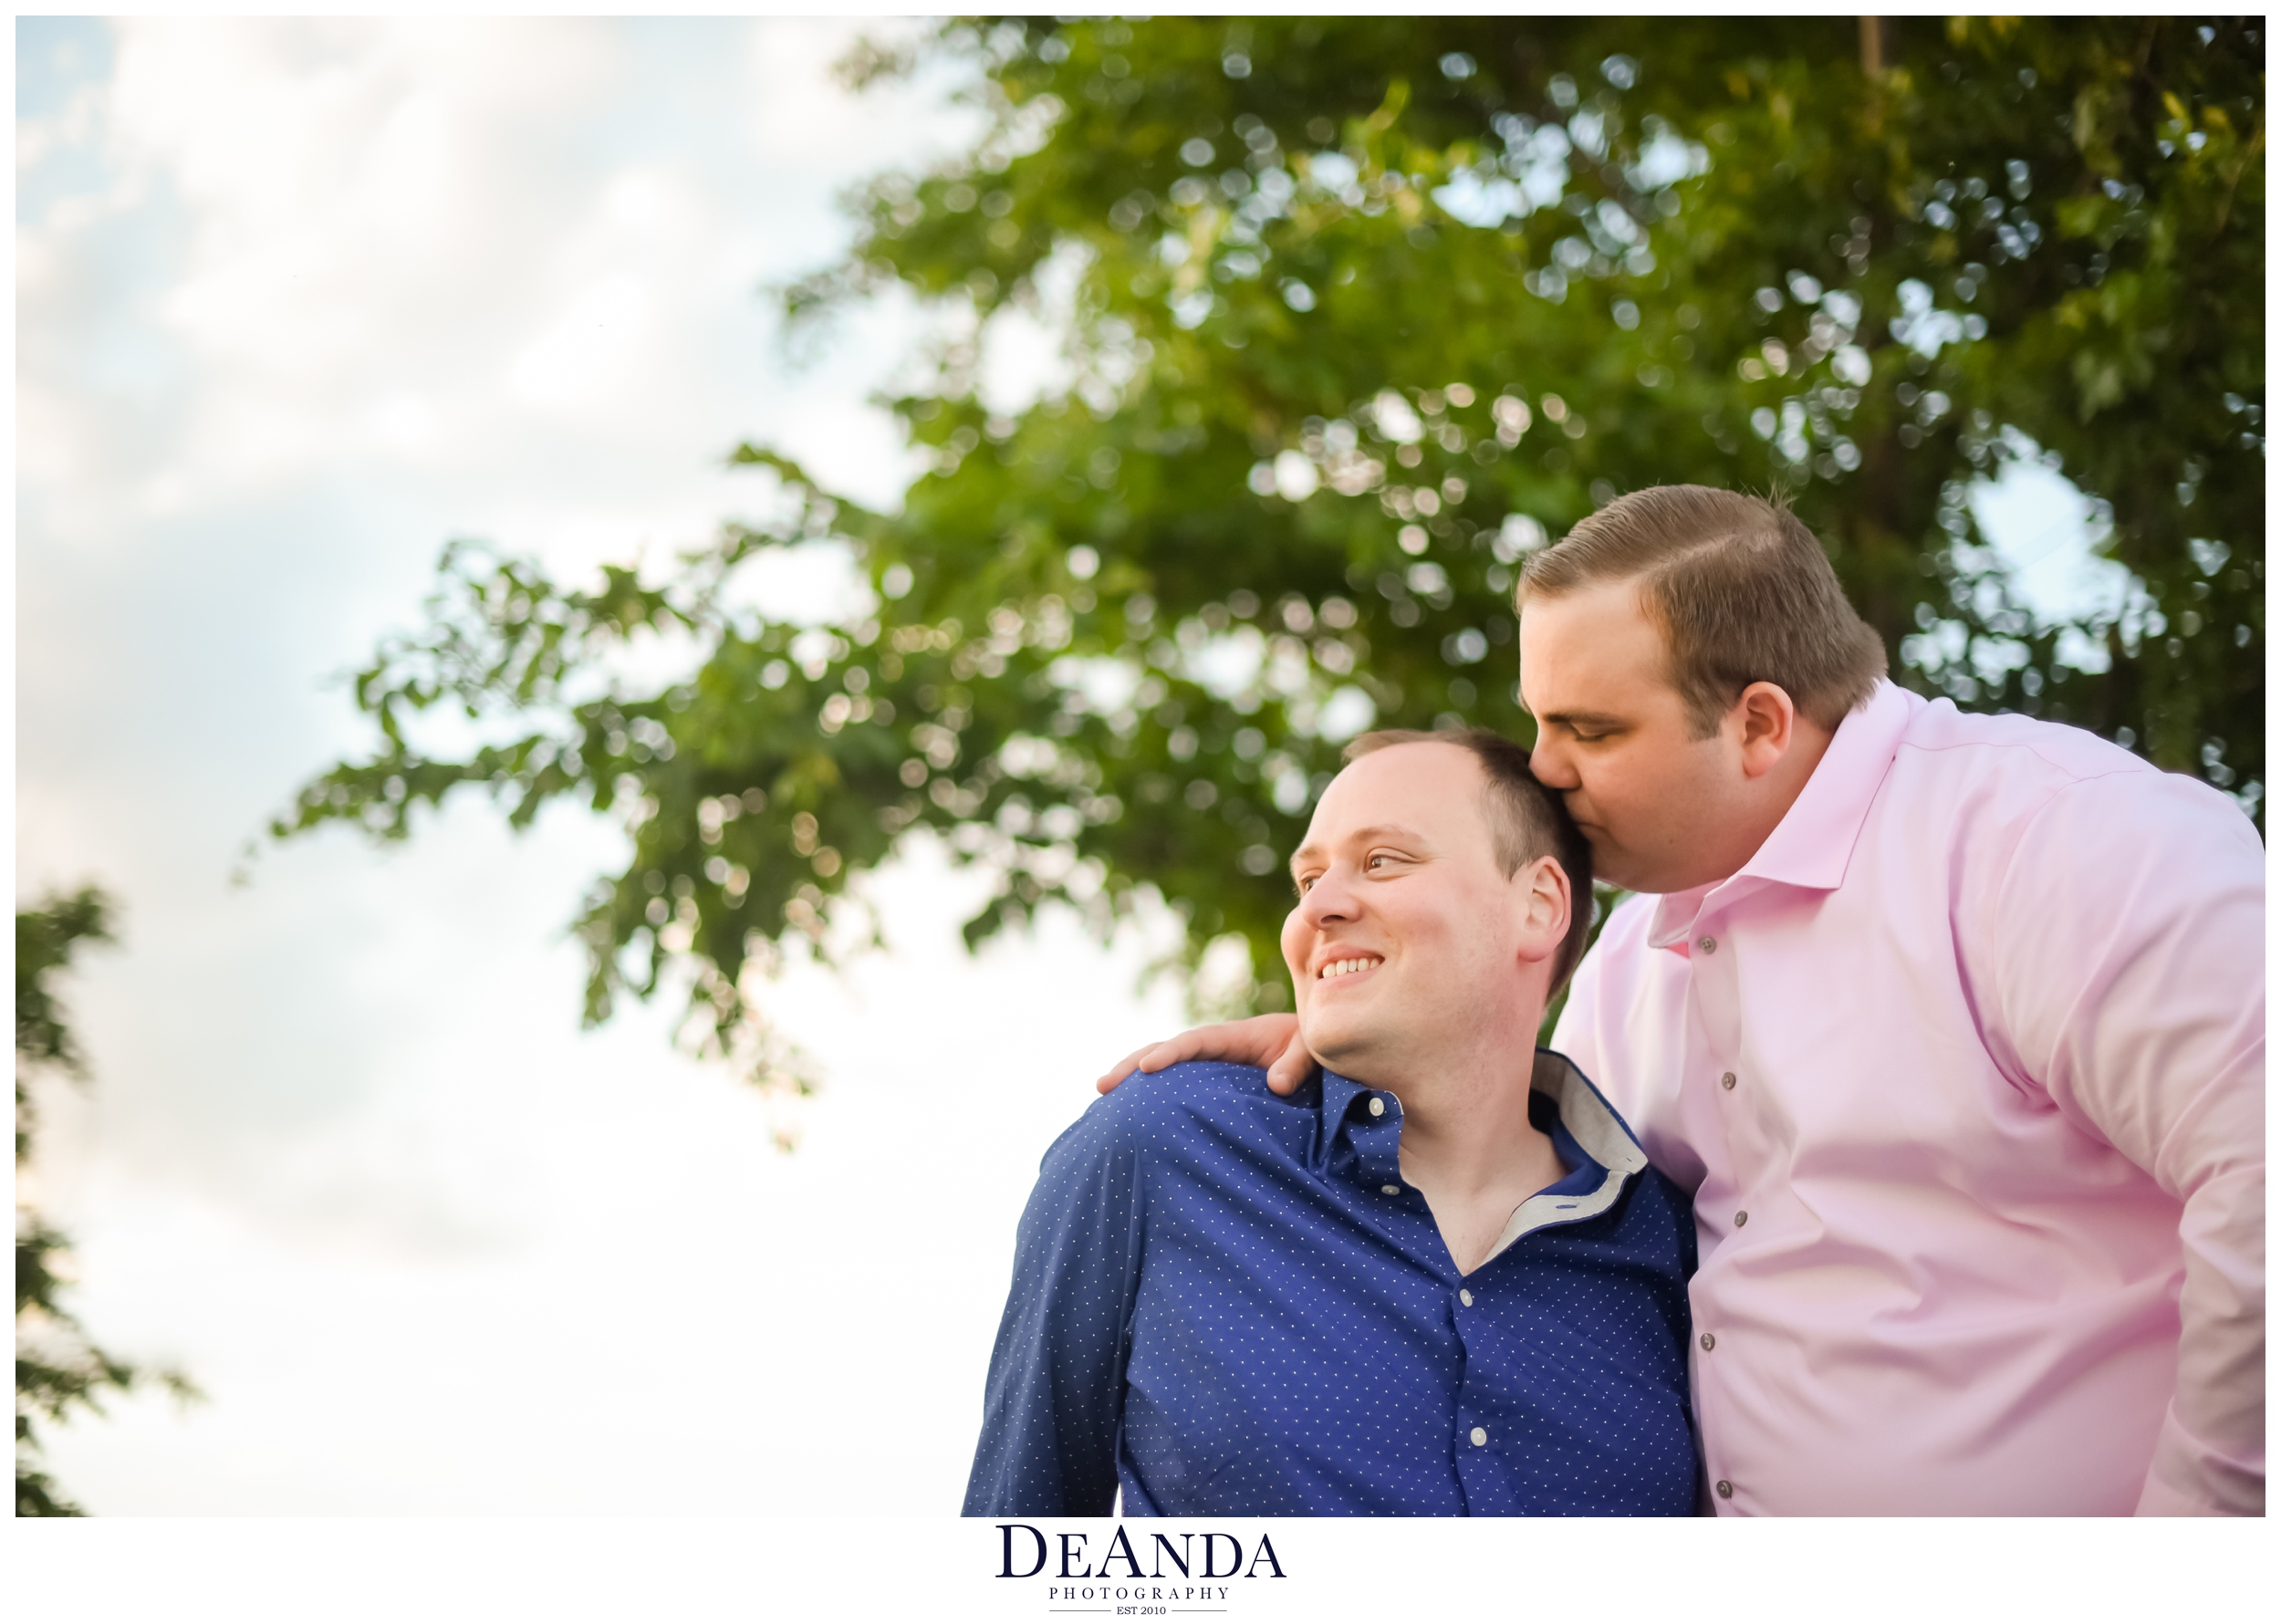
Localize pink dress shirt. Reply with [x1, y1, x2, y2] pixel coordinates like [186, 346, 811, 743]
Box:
[1552, 679, 2265, 1515]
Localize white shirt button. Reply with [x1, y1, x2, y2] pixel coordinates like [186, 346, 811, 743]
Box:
[1469, 1427, 1488, 1447]
[1720, 1071, 1737, 1090]
[1368, 1097, 1386, 1117]
[1734, 1210, 1749, 1227]
[1697, 934, 1717, 953]
[1380, 1183, 1400, 1195]
[1459, 1289, 1474, 1306]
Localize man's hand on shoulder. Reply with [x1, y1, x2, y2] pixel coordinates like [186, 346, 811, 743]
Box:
[1097, 1013, 1308, 1097]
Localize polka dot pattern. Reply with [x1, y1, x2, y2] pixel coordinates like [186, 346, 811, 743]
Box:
[963, 1059, 1699, 1516]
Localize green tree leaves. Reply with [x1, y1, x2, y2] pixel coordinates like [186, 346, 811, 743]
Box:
[16, 888, 201, 1516]
[279, 17, 2262, 1067]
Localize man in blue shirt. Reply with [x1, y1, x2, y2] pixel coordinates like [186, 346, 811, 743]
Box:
[963, 729, 1698, 1516]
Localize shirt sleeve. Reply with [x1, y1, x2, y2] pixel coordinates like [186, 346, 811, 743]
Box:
[1984, 767, 2265, 1516]
[961, 1098, 1147, 1516]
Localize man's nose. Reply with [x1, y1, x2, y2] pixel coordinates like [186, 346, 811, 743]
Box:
[1297, 869, 1359, 926]
[1529, 734, 1578, 789]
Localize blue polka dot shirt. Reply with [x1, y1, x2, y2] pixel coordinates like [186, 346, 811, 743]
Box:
[963, 1054, 1700, 1517]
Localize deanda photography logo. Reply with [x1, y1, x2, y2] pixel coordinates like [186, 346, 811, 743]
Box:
[994, 1523, 1286, 1610]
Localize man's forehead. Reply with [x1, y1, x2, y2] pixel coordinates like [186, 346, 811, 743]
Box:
[1302, 743, 1484, 844]
[1518, 580, 1666, 706]
[1291, 818, 1435, 860]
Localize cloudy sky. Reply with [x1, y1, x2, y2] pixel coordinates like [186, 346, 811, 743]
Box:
[16, 15, 1201, 1516]
[16, 16, 2129, 1521]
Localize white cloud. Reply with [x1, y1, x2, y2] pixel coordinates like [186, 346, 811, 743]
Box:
[21, 17, 966, 564]
[507, 274, 655, 409]
[18, 18, 1186, 1515]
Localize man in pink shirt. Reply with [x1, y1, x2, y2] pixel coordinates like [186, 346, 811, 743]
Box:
[1101, 485, 2264, 1515]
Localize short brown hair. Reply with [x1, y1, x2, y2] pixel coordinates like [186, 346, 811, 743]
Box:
[1518, 485, 1887, 736]
[1340, 728, 1594, 992]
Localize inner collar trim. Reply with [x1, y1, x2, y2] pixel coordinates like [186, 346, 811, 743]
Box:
[1318, 1049, 1649, 1265]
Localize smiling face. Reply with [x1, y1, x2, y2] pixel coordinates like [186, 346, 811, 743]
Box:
[1282, 741, 1567, 1084]
[1518, 579, 1767, 894]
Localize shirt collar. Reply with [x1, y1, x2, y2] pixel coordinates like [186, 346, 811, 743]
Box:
[1484, 1051, 1653, 1265]
[1317, 1067, 1377, 1134]
[1648, 678, 1915, 949]
[1317, 1068, 1404, 1189]
[1317, 1050, 1650, 1264]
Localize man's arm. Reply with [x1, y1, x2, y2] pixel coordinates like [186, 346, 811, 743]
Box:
[1988, 769, 2265, 1515]
[962, 1099, 1147, 1516]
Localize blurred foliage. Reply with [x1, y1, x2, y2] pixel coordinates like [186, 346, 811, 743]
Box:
[16, 888, 200, 1516]
[277, 17, 2263, 1068]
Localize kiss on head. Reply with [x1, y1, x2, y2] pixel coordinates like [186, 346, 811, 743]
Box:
[966, 484, 2264, 1520]
[1285, 727, 1588, 1102]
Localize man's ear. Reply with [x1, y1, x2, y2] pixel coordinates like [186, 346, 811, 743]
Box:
[1731, 681, 1799, 779]
[1514, 854, 1571, 966]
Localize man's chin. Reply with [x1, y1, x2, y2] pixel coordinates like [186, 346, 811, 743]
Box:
[1578, 832, 1653, 893]
[1296, 1017, 1380, 1081]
